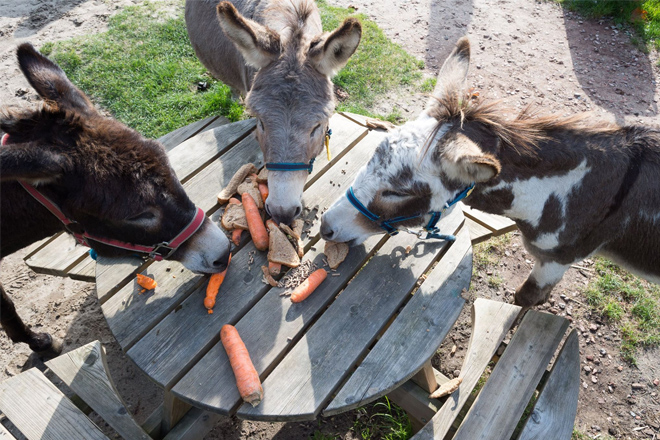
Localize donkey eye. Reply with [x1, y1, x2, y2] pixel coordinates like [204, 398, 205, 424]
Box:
[382, 190, 410, 198]
[310, 124, 321, 137]
[127, 211, 156, 222]
[257, 119, 264, 131]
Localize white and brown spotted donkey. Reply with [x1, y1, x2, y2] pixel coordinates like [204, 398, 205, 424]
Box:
[321, 37, 660, 310]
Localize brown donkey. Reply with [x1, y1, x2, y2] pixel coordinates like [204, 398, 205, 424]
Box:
[321, 37, 660, 310]
[1, 44, 231, 356]
[185, 0, 362, 225]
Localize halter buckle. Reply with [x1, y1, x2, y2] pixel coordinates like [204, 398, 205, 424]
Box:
[149, 242, 177, 260]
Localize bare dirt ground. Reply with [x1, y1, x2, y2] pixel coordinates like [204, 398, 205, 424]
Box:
[1, 0, 659, 439]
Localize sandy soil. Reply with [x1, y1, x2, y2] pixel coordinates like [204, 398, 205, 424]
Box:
[1, 0, 659, 439]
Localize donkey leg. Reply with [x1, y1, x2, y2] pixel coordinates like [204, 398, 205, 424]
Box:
[515, 260, 570, 308]
[0, 283, 62, 357]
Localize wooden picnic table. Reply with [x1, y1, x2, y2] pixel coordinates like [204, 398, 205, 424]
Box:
[77, 112, 476, 431]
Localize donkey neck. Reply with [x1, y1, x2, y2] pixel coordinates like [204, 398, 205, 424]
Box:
[1, 181, 65, 257]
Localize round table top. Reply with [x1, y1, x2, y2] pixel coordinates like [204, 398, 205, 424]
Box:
[96, 115, 472, 421]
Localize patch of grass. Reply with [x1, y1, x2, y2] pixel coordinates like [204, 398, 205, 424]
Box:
[310, 431, 339, 440]
[558, 0, 660, 50]
[318, 1, 428, 120]
[352, 398, 412, 440]
[582, 258, 660, 363]
[472, 232, 513, 272]
[487, 274, 504, 289]
[44, 1, 243, 139]
[572, 430, 615, 440]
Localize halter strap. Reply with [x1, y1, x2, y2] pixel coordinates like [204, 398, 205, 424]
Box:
[265, 128, 332, 175]
[18, 180, 205, 261]
[345, 182, 475, 241]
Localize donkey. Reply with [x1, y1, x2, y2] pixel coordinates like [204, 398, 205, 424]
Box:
[1, 44, 231, 356]
[321, 37, 660, 310]
[185, 0, 362, 225]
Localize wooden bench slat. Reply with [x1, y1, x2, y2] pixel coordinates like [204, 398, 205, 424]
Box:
[464, 217, 493, 245]
[0, 369, 108, 440]
[452, 310, 570, 440]
[462, 205, 517, 236]
[324, 226, 472, 415]
[410, 298, 521, 440]
[236, 209, 464, 421]
[0, 423, 17, 440]
[128, 128, 379, 390]
[24, 234, 89, 277]
[157, 116, 224, 151]
[45, 341, 150, 440]
[518, 329, 580, 440]
[161, 407, 222, 440]
[68, 256, 96, 282]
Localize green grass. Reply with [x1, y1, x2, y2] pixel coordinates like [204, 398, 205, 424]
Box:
[350, 398, 412, 440]
[41, 0, 430, 138]
[558, 0, 660, 50]
[472, 233, 513, 274]
[572, 429, 614, 440]
[583, 258, 660, 364]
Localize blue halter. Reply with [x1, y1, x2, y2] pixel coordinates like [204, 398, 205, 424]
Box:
[345, 183, 475, 241]
[265, 128, 332, 174]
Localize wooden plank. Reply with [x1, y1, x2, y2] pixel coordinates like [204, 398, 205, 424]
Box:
[237, 209, 465, 421]
[464, 217, 492, 245]
[452, 311, 570, 440]
[518, 329, 580, 440]
[22, 234, 59, 260]
[162, 408, 222, 440]
[45, 341, 150, 440]
[24, 234, 89, 277]
[324, 226, 472, 416]
[462, 205, 517, 235]
[130, 129, 381, 391]
[0, 369, 108, 440]
[410, 298, 521, 440]
[0, 423, 17, 440]
[157, 116, 222, 151]
[388, 367, 449, 427]
[167, 118, 255, 182]
[95, 255, 150, 304]
[140, 403, 164, 439]
[412, 361, 439, 394]
[161, 391, 192, 434]
[68, 256, 96, 282]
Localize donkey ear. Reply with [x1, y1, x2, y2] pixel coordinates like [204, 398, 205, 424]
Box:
[0, 143, 66, 183]
[216, 1, 280, 69]
[440, 132, 500, 183]
[309, 18, 361, 77]
[431, 37, 470, 101]
[16, 43, 94, 113]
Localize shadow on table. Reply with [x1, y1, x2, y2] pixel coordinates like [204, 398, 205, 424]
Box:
[561, 9, 658, 124]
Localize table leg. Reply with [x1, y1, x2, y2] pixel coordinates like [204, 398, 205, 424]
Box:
[161, 390, 192, 434]
[412, 361, 439, 394]
[389, 361, 442, 434]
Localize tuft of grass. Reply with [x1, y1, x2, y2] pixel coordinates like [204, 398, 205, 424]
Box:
[44, 1, 243, 139]
[572, 429, 615, 440]
[582, 258, 660, 363]
[472, 233, 513, 273]
[558, 0, 660, 50]
[317, 0, 428, 120]
[352, 398, 412, 440]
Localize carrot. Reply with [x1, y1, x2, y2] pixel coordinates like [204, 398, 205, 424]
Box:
[242, 192, 268, 251]
[220, 324, 263, 406]
[228, 197, 241, 205]
[231, 229, 243, 246]
[136, 273, 157, 290]
[258, 182, 269, 202]
[204, 253, 232, 314]
[268, 261, 281, 276]
[290, 269, 327, 303]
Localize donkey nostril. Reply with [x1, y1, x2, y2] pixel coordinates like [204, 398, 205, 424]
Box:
[321, 223, 335, 240]
[293, 205, 302, 218]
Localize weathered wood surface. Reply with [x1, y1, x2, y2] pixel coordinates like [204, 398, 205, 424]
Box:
[324, 225, 472, 415]
[387, 368, 448, 428]
[411, 299, 521, 440]
[465, 218, 492, 245]
[518, 329, 580, 440]
[24, 233, 89, 277]
[0, 423, 16, 440]
[237, 209, 464, 421]
[0, 369, 108, 440]
[452, 310, 569, 440]
[45, 341, 150, 440]
[162, 408, 222, 440]
[158, 115, 226, 151]
[162, 391, 192, 434]
[129, 129, 380, 391]
[412, 361, 439, 394]
[462, 205, 517, 236]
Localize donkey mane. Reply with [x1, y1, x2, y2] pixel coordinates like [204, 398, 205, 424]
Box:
[424, 91, 620, 158]
[263, 0, 317, 46]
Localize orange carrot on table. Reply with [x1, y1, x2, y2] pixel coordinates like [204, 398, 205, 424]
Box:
[136, 273, 157, 290]
[258, 182, 269, 202]
[231, 229, 243, 246]
[242, 192, 268, 251]
[290, 268, 327, 303]
[204, 253, 232, 314]
[268, 261, 281, 276]
[220, 324, 263, 407]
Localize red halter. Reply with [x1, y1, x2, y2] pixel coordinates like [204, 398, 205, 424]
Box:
[2, 132, 205, 261]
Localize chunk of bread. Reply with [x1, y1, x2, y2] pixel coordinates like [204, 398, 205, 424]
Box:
[221, 200, 248, 230]
[256, 167, 268, 183]
[217, 163, 258, 204]
[429, 376, 463, 399]
[324, 240, 349, 270]
[261, 266, 278, 287]
[237, 177, 263, 209]
[267, 222, 300, 268]
[292, 218, 304, 238]
[280, 223, 304, 258]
